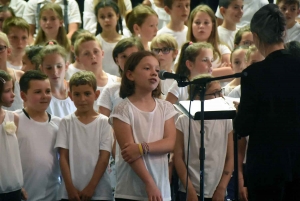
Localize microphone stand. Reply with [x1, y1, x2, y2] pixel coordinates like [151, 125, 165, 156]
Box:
[177, 72, 247, 201]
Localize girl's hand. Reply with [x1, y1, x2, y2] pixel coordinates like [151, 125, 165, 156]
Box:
[186, 187, 198, 201]
[145, 182, 162, 201]
[21, 188, 28, 200]
[80, 185, 95, 201]
[67, 187, 80, 201]
[121, 143, 141, 163]
[212, 186, 226, 201]
[238, 179, 248, 201]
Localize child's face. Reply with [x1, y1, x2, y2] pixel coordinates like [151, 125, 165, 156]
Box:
[247, 50, 264, 66]
[167, 0, 190, 22]
[22, 79, 52, 112]
[187, 48, 213, 78]
[0, 39, 10, 63]
[136, 15, 158, 42]
[97, 6, 119, 32]
[278, 2, 299, 27]
[152, 44, 177, 70]
[238, 31, 253, 46]
[76, 41, 103, 71]
[22, 54, 35, 72]
[221, 0, 243, 24]
[231, 49, 246, 73]
[204, 82, 222, 100]
[1, 79, 14, 107]
[40, 53, 67, 85]
[115, 46, 139, 71]
[69, 84, 99, 113]
[7, 27, 28, 54]
[192, 11, 213, 42]
[39, 9, 63, 38]
[126, 56, 160, 93]
[0, 11, 12, 31]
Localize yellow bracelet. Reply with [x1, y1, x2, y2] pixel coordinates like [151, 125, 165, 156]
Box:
[138, 143, 144, 155]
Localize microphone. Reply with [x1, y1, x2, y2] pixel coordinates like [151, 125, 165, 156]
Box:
[158, 70, 187, 81]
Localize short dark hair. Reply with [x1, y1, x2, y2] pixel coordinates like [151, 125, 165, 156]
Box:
[276, 0, 300, 8]
[120, 51, 161, 99]
[69, 71, 97, 92]
[24, 45, 43, 70]
[251, 4, 286, 44]
[285, 41, 300, 57]
[219, 0, 236, 8]
[19, 70, 48, 93]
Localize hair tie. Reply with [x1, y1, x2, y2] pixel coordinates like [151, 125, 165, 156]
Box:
[189, 41, 193, 45]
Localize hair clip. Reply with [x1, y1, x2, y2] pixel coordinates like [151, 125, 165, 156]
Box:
[189, 41, 193, 45]
[48, 41, 54, 45]
[0, 77, 6, 84]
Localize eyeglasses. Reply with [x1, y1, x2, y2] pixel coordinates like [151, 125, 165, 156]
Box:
[0, 45, 7, 53]
[152, 47, 174, 55]
[205, 89, 223, 98]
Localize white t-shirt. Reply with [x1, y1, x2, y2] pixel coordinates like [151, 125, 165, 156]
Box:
[168, 80, 189, 102]
[6, 61, 22, 70]
[17, 110, 61, 201]
[83, 0, 132, 36]
[65, 63, 82, 81]
[215, 0, 269, 29]
[96, 34, 126, 76]
[2, 76, 23, 111]
[157, 26, 188, 48]
[9, 0, 27, 17]
[149, 0, 170, 30]
[0, 111, 23, 193]
[217, 26, 238, 51]
[161, 78, 176, 100]
[94, 73, 118, 111]
[176, 114, 232, 198]
[228, 85, 241, 98]
[23, 0, 82, 35]
[110, 98, 177, 200]
[223, 83, 237, 96]
[97, 82, 122, 112]
[47, 96, 76, 118]
[55, 113, 113, 200]
[285, 22, 300, 43]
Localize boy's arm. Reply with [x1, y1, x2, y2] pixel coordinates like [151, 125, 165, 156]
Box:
[59, 148, 81, 201]
[80, 150, 110, 201]
[113, 118, 162, 201]
[173, 129, 198, 201]
[212, 131, 234, 201]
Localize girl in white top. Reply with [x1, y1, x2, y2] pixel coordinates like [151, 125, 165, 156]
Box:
[0, 32, 23, 111]
[65, 29, 89, 81]
[174, 74, 234, 200]
[187, 5, 233, 78]
[126, 4, 158, 50]
[39, 42, 76, 118]
[84, 0, 132, 36]
[98, 37, 144, 116]
[110, 51, 177, 201]
[74, 32, 118, 111]
[150, 34, 178, 99]
[166, 42, 214, 104]
[95, 0, 127, 76]
[223, 45, 248, 96]
[142, 0, 170, 30]
[0, 70, 24, 201]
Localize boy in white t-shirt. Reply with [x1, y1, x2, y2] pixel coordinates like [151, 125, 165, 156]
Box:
[157, 0, 190, 48]
[277, 0, 300, 43]
[17, 70, 61, 201]
[55, 71, 113, 201]
[218, 0, 244, 51]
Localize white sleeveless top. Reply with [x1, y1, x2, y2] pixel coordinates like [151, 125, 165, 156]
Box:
[0, 110, 23, 193]
[3, 70, 23, 111]
[47, 96, 77, 118]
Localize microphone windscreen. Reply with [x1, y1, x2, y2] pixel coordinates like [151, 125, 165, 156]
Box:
[158, 70, 166, 80]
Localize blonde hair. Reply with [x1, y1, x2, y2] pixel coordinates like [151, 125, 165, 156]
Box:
[74, 32, 102, 56]
[150, 33, 178, 50]
[69, 71, 97, 92]
[93, 0, 127, 17]
[2, 17, 29, 35]
[34, 3, 71, 53]
[125, 4, 158, 35]
[187, 5, 221, 58]
[245, 45, 258, 64]
[0, 32, 10, 47]
[37, 43, 68, 65]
